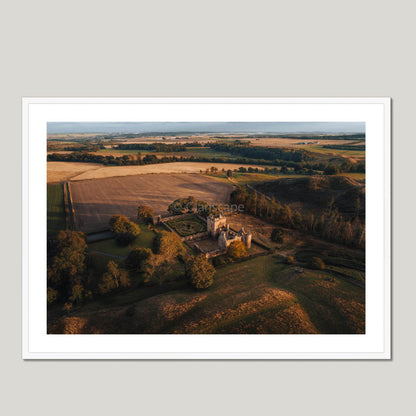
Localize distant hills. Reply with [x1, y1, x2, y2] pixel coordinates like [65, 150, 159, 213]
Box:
[47, 122, 365, 135]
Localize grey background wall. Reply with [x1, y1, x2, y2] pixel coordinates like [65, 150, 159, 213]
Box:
[1, 1, 413, 415]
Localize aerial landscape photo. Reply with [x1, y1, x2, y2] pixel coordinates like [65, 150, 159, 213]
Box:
[46, 121, 366, 334]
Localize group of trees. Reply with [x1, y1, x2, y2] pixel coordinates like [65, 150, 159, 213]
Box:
[47, 231, 91, 306]
[230, 187, 365, 248]
[47, 230, 132, 307]
[124, 230, 215, 289]
[47, 211, 219, 310]
[47, 151, 185, 166]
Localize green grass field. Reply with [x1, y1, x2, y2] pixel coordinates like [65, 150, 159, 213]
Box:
[47, 184, 66, 236]
[88, 224, 157, 257]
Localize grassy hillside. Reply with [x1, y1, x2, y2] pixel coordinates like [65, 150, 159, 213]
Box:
[255, 175, 365, 218]
[48, 253, 364, 334]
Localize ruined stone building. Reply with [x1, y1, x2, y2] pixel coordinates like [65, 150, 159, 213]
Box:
[207, 213, 252, 250]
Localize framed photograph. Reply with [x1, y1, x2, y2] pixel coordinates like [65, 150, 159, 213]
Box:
[22, 97, 391, 359]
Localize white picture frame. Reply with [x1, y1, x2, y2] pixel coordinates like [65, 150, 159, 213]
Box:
[22, 97, 391, 360]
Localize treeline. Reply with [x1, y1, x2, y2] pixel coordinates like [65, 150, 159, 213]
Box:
[209, 142, 310, 162]
[230, 187, 365, 248]
[47, 150, 365, 174]
[48, 151, 183, 166]
[116, 143, 187, 152]
[47, 143, 104, 152]
[323, 144, 365, 151]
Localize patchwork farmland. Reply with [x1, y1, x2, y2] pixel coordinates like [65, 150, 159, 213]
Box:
[47, 126, 366, 335]
[70, 173, 233, 233]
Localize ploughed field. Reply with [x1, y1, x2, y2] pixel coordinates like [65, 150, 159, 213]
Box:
[70, 173, 233, 233]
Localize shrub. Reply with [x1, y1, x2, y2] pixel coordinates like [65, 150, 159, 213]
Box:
[309, 256, 325, 270]
[212, 256, 230, 267]
[227, 240, 247, 260]
[271, 228, 284, 244]
[286, 255, 295, 265]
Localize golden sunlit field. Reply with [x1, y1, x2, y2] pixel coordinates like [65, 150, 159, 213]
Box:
[49, 161, 272, 181]
[47, 161, 102, 183]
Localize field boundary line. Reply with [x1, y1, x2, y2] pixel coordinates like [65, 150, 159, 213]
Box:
[66, 182, 76, 231]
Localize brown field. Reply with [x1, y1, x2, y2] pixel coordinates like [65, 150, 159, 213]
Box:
[66, 162, 271, 181]
[47, 162, 102, 183]
[70, 173, 233, 233]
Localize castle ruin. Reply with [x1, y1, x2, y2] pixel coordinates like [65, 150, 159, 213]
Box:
[207, 213, 252, 250]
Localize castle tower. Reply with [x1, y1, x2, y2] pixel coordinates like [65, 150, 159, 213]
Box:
[207, 213, 227, 238]
[218, 230, 227, 250]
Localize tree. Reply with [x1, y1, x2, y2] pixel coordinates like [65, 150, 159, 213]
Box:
[153, 231, 184, 259]
[309, 257, 325, 270]
[69, 283, 88, 303]
[147, 231, 185, 285]
[226, 169, 233, 178]
[227, 240, 247, 260]
[115, 232, 137, 246]
[47, 231, 87, 286]
[125, 247, 152, 273]
[324, 164, 340, 175]
[186, 254, 215, 289]
[99, 261, 130, 295]
[109, 215, 140, 246]
[137, 205, 154, 224]
[271, 228, 284, 244]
